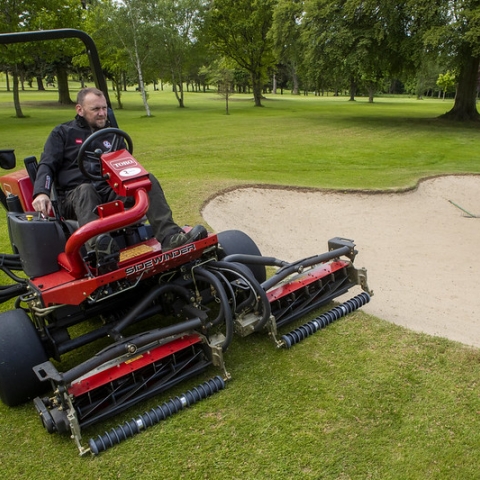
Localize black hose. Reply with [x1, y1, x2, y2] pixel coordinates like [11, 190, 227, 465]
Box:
[0, 283, 28, 303]
[0, 253, 23, 269]
[0, 253, 27, 285]
[207, 261, 272, 332]
[196, 280, 227, 329]
[222, 254, 288, 268]
[261, 245, 352, 291]
[109, 283, 192, 340]
[203, 267, 238, 312]
[0, 253, 28, 302]
[88, 375, 225, 455]
[194, 267, 233, 352]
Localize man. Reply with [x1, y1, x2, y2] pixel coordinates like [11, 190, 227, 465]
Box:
[32, 87, 206, 258]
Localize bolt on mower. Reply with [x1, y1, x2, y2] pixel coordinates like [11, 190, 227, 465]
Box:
[0, 29, 372, 456]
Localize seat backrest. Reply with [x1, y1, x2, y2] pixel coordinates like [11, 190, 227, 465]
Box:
[24, 155, 38, 185]
[0, 169, 35, 212]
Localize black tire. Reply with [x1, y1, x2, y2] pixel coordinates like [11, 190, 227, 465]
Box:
[216, 230, 266, 283]
[0, 309, 49, 406]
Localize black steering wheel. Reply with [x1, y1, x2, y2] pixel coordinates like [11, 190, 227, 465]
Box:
[76, 127, 134, 182]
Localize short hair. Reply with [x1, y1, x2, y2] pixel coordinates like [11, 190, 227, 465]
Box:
[77, 87, 105, 105]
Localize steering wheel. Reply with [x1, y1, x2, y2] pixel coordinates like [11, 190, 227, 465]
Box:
[76, 127, 134, 182]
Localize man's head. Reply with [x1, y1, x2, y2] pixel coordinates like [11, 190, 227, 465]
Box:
[76, 87, 108, 130]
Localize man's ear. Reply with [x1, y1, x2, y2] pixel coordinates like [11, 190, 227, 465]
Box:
[75, 104, 83, 116]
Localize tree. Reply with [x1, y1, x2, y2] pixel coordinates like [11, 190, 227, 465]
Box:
[0, 0, 35, 117]
[91, 0, 154, 116]
[152, 0, 208, 108]
[301, 0, 414, 102]
[437, 70, 456, 99]
[206, 0, 276, 107]
[82, 3, 131, 109]
[270, 0, 304, 95]
[200, 57, 235, 113]
[411, 0, 480, 120]
[28, 0, 85, 104]
[0, 0, 86, 112]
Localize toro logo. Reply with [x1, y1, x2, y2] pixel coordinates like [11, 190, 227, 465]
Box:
[113, 159, 136, 170]
[125, 244, 196, 276]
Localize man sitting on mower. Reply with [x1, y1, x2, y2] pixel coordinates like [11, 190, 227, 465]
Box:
[32, 87, 206, 258]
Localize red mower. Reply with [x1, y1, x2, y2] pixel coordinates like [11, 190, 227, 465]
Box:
[0, 29, 372, 455]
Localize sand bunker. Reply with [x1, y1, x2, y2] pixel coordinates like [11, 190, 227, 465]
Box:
[202, 175, 480, 348]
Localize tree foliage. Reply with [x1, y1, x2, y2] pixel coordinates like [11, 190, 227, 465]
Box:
[2, 0, 480, 120]
[151, 0, 208, 107]
[206, 0, 277, 106]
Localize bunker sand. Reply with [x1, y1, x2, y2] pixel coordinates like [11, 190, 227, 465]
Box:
[202, 175, 480, 348]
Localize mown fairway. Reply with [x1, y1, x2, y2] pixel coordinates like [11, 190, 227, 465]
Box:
[0, 89, 479, 479]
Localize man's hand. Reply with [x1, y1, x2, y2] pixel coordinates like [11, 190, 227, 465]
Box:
[32, 193, 52, 216]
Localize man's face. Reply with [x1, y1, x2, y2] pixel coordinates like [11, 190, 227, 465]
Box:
[76, 93, 108, 130]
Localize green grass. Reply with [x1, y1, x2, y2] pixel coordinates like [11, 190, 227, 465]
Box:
[0, 89, 479, 479]
[2, 88, 478, 225]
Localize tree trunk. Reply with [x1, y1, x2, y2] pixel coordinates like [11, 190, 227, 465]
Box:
[292, 70, 299, 95]
[171, 71, 185, 108]
[112, 75, 123, 109]
[440, 54, 480, 121]
[12, 66, 25, 118]
[251, 73, 263, 107]
[56, 65, 73, 105]
[36, 75, 45, 91]
[135, 52, 151, 117]
[174, 83, 185, 108]
[349, 78, 356, 101]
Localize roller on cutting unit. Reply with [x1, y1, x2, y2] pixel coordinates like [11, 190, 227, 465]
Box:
[0, 29, 372, 455]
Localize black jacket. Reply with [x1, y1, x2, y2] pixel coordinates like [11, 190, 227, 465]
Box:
[33, 115, 116, 198]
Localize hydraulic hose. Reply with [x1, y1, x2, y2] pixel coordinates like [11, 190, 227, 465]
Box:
[194, 267, 233, 352]
[0, 283, 28, 303]
[261, 245, 352, 291]
[207, 260, 272, 332]
[0, 253, 23, 270]
[0, 253, 28, 303]
[109, 283, 193, 340]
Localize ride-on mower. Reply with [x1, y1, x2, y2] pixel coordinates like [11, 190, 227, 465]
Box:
[0, 29, 372, 455]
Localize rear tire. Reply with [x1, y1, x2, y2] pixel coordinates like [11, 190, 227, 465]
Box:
[216, 230, 266, 283]
[0, 309, 49, 406]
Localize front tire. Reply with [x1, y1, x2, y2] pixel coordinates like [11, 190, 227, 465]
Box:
[0, 309, 49, 406]
[216, 230, 266, 283]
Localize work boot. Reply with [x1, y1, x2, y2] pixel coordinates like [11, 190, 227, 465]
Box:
[95, 233, 120, 274]
[162, 225, 208, 251]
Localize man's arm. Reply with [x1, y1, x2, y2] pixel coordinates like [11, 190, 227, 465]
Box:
[32, 161, 55, 216]
[32, 127, 64, 215]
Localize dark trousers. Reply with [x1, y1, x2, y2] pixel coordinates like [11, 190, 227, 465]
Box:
[61, 174, 182, 243]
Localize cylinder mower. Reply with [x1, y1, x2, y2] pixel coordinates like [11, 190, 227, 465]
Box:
[0, 29, 372, 457]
